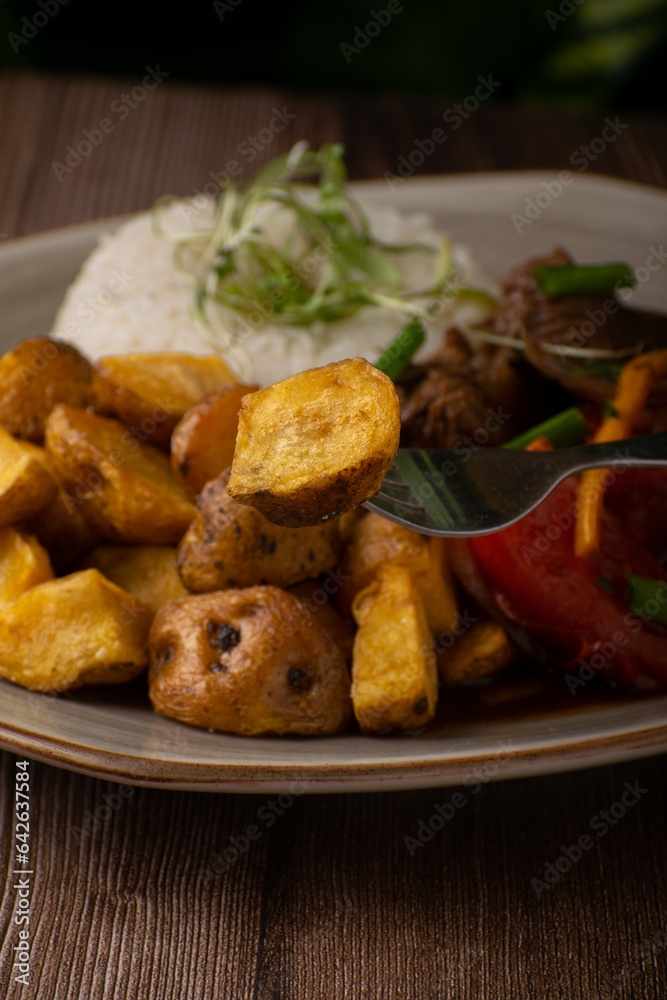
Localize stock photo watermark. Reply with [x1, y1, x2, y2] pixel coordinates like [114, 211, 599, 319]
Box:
[51, 66, 170, 182]
[384, 75, 501, 189]
[403, 739, 516, 855]
[198, 780, 312, 883]
[566, 580, 667, 694]
[12, 760, 32, 986]
[519, 453, 630, 569]
[545, 0, 585, 31]
[71, 783, 136, 843]
[7, 0, 68, 53]
[175, 107, 297, 224]
[511, 117, 629, 233]
[212, 0, 243, 21]
[530, 779, 648, 897]
[59, 401, 176, 513]
[340, 0, 408, 63]
[586, 923, 667, 999]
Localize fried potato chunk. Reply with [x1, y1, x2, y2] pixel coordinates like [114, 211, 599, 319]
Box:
[20, 443, 98, 571]
[149, 586, 352, 735]
[288, 579, 356, 663]
[337, 512, 459, 634]
[0, 337, 92, 442]
[0, 526, 54, 603]
[171, 384, 258, 496]
[81, 545, 189, 616]
[227, 357, 401, 527]
[0, 569, 150, 692]
[437, 619, 514, 684]
[45, 404, 195, 544]
[0, 427, 58, 527]
[25, 476, 99, 572]
[177, 470, 340, 592]
[351, 563, 437, 733]
[89, 353, 237, 447]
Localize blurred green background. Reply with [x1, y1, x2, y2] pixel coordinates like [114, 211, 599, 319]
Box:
[1, 0, 666, 109]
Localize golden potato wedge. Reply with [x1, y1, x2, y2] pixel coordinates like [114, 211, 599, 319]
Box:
[0, 337, 92, 442]
[337, 512, 459, 634]
[0, 427, 58, 527]
[44, 404, 195, 545]
[149, 586, 352, 735]
[24, 479, 99, 572]
[288, 579, 356, 663]
[0, 526, 54, 602]
[437, 619, 514, 684]
[351, 563, 437, 733]
[19, 442, 98, 571]
[0, 568, 150, 692]
[80, 545, 189, 616]
[89, 353, 237, 447]
[177, 470, 340, 592]
[171, 383, 258, 496]
[227, 357, 401, 527]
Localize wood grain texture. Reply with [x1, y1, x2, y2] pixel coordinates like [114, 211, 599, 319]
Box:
[0, 72, 666, 999]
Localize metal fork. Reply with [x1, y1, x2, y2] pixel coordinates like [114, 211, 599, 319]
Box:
[362, 432, 667, 537]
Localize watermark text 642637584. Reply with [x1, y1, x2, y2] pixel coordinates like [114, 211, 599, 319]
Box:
[13, 760, 33, 987]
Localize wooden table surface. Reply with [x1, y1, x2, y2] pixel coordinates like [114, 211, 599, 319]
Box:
[0, 72, 666, 1000]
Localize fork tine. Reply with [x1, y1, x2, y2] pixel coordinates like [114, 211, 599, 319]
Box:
[374, 488, 424, 511]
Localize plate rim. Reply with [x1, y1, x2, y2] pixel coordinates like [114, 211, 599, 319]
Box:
[1, 168, 666, 792]
[1, 168, 665, 247]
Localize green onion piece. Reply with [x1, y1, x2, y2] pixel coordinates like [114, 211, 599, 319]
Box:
[374, 319, 425, 381]
[504, 406, 588, 450]
[597, 575, 615, 595]
[627, 575, 667, 625]
[533, 263, 636, 297]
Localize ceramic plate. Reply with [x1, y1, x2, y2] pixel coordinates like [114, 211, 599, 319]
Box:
[0, 171, 666, 792]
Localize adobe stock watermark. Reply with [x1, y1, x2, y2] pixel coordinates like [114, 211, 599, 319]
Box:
[175, 107, 297, 225]
[340, 1, 408, 63]
[212, 0, 242, 21]
[586, 923, 667, 1000]
[519, 451, 631, 568]
[403, 739, 516, 855]
[545, 0, 585, 31]
[511, 117, 629, 233]
[71, 784, 135, 843]
[530, 779, 648, 897]
[354, 608, 478, 733]
[52, 267, 135, 341]
[51, 66, 170, 182]
[198, 780, 311, 883]
[7, 0, 69, 53]
[60, 402, 175, 512]
[384, 75, 501, 190]
[617, 244, 667, 302]
[566, 580, 667, 694]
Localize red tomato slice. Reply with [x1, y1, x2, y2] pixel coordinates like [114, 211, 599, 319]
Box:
[467, 476, 667, 689]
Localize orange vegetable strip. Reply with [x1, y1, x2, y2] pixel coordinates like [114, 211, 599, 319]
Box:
[574, 349, 667, 560]
[575, 418, 626, 559]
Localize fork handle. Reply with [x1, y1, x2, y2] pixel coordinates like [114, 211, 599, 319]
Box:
[559, 431, 667, 473]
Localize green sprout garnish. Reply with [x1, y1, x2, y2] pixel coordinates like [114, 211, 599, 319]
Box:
[152, 142, 495, 376]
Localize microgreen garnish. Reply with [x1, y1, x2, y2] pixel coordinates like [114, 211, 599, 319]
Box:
[153, 142, 494, 374]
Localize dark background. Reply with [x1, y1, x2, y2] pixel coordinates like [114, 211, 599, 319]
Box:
[1, 0, 666, 110]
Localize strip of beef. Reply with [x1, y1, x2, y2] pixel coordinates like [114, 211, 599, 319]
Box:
[399, 327, 568, 449]
[399, 328, 510, 448]
[493, 247, 667, 402]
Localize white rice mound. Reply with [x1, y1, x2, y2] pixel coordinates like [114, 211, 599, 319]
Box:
[51, 198, 497, 387]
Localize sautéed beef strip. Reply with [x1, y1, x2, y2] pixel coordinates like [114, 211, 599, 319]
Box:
[492, 247, 667, 403]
